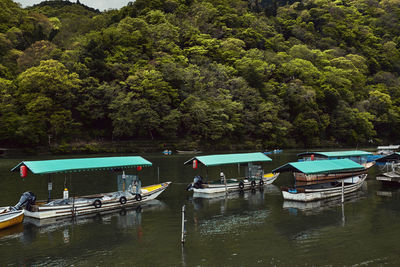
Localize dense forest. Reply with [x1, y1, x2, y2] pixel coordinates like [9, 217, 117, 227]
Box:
[1, 0, 400, 152]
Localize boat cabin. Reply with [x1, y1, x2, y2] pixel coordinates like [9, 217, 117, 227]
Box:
[297, 150, 373, 166]
[377, 145, 400, 155]
[273, 159, 365, 182]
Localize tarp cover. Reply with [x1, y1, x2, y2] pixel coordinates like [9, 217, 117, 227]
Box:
[11, 156, 152, 174]
[272, 159, 364, 174]
[297, 150, 372, 158]
[184, 152, 271, 167]
[377, 145, 400, 150]
[376, 152, 400, 163]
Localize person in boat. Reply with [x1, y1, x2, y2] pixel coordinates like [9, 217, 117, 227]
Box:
[133, 178, 142, 195]
[220, 171, 226, 183]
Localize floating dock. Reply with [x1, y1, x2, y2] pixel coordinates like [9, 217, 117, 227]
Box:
[376, 172, 400, 184]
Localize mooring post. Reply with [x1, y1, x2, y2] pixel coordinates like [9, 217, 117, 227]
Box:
[181, 205, 186, 244]
[341, 180, 344, 203]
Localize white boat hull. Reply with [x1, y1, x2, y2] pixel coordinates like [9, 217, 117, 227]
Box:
[282, 174, 367, 202]
[193, 174, 279, 194]
[23, 182, 171, 220]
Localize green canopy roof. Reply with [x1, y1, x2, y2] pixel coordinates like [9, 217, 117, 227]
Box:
[272, 159, 365, 174]
[297, 150, 372, 158]
[11, 156, 152, 175]
[184, 152, 272, 167]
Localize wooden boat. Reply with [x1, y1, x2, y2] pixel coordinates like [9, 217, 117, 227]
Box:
[10, 156, 171, 220]
[0, 208, 24, 230]
[185, 152, 279, 194]
[177, 150, 202, 154]
[296, 150, 374, 182]
[162, 150, 172, 155]
[273, 159, 368, 202]
[263, 149, 282, 155]
[281, 174, 367, 202]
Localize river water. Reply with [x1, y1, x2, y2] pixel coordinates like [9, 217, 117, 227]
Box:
[0, 151, 399, 266]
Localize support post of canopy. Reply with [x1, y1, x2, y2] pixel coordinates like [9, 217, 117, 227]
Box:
[341, 180, 344, 203]
[47, 174, 52, 203]
[122, 171, 126, 192]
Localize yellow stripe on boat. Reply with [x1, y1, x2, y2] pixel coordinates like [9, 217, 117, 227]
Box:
[142, 184, 162, 192]
[263, 173, 274, 178]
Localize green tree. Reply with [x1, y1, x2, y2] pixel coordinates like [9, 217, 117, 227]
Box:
[15, 60, 81, 144]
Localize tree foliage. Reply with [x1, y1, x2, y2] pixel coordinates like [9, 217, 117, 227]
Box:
[1, 0, 400, 149]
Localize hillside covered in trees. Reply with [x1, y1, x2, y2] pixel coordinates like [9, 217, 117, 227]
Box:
[1, 0, 400, 151]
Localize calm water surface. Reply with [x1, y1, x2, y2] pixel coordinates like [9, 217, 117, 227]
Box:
[0, 151, 399, 266]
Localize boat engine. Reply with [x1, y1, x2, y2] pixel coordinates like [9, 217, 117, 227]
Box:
[11, 191, 36, 211]
[186, 175, 203, 191]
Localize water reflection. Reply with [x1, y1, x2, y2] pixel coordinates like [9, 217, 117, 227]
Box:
[187, 187, 278, 236]
[0, 223, 23, 240]
[376, 185, 400, 198]
[1, 200, 166, 244]
[197, 209, 270, 235]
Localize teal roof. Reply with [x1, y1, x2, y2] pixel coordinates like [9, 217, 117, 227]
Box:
[272, 159, 365, 174]
[184, 152, 272, 167]
[297, 150, 372, 158]
[11, 156, 152, 174]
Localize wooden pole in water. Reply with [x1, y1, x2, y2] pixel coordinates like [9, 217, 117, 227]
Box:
[157, 166, 160, 183]
[181, 205, 186, 244]
[224, 174, 228, 195]
[341, 180, 344, 203]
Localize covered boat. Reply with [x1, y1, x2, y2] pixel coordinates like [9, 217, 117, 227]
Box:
[273, 159, 368, 202]
[0, 208, 24, 230]
[298, 150, 374, 165]
[10, 156, 171, 219]
[295, 150, 373, 181]
[185, 152, 279, 194]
